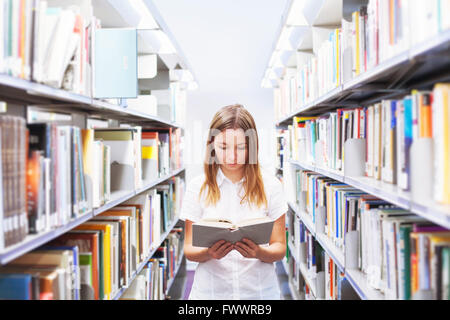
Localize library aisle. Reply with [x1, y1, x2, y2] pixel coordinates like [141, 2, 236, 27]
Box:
[0, 0, 449, 301]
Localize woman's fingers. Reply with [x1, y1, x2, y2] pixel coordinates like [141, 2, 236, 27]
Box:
[211, 240, 226, 251]
[217, 242, 232, 254]
[234, 245, 247, 257]
[241, 238, 257, 249]
[234, 242, 250, 256]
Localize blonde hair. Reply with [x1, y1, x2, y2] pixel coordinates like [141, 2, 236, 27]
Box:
[199, 104, 267, 209]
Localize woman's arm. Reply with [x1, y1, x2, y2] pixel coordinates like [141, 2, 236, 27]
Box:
[234, 213, 286, 263]
[184, 219, 233, 262]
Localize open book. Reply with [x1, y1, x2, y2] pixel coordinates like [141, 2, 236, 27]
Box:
[192, 217, 274, 248]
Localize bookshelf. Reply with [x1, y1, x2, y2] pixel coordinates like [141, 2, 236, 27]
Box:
[280, 258, 302, 300]
[289, 159, 450, 229]
[112, 217, 182, 300]
[276, 28, 450, 126]
[268, 0, 450, 300]
[0, 164, 185, 266]
[0, 0, 193, 300]
[165, 251, 185, 298]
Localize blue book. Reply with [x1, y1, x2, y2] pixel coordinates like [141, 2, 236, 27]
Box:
[404, 97, 413, 190]
[0, 274, 32, 300]
[94, 28, 137, 99]
[40, 245, 80, 300]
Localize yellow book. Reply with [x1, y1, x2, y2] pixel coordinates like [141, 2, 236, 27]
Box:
[76, 223, 112, 300]
[433, 84, 450, 204]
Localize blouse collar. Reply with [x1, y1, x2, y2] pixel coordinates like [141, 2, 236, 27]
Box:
[217, 167, 245, 186]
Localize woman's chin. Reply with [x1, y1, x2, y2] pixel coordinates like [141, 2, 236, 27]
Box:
[223, 163, 244, 170]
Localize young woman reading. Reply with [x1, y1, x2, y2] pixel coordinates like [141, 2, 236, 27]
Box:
[180, 104, 288, 300]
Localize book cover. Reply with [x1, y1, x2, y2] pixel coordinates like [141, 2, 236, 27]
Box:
[75, 223, 111, 300]
[94, 28, 137, 99]
[50, 231, 100, 300]
[192, 217, 275, 248]
[68, 230, 103, 300]
[0, 274, 32, 300]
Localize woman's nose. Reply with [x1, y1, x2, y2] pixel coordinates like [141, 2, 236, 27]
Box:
[226, 148, 237, 163]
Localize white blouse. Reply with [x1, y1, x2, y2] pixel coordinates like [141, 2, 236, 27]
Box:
[180, 168, 288, 300]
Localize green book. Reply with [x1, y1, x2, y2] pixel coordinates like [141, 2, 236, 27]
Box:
[442, 247, 450, 300]
[72, 230, 104, 300]
[79, 253, 94, 300]
[94, 130, 133, 141]
[399, 224, 412, 300]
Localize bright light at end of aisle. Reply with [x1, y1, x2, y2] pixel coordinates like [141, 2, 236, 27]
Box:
[286, 0, 308, 26]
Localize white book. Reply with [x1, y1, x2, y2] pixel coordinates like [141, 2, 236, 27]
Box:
[10, 0, 20, 77]
[396, 101, 405, 190]
[104, 145, 111, 202]
[152, 190, 161, 250]
[124, 194, 148, 269]
[373, 104, 382, 180]
[134, 126, 143, 190]
[0, 128, 3, 251]
[92, 140, 101, 208]
[43, 9, 76, 88]
[23, 0, 33, 80]
[0, 0, 4, 74]
[39, 5, 60, 82]
[56, 127, 67, 225]
[33, 0, 48, 83]
[381, 101, 391, 183]
[443, 0, 450, 30]
[98, 143, 104, 205]
[382, 219, 397, 299]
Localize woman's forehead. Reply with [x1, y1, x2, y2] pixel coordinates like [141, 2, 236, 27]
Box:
[215, 128, 246, 142]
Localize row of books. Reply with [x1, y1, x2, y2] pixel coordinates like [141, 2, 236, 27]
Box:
[283, 83, 450, 204]
[120, 227, 184, 300]
[0, 0, 100, 96]
[291, 168, 450, 299]
[0, 116, 184, 251]
[286, 215, 358, 300]
[0, 180, 184, 300]
[0, 0, 188, 126]
[274, 0, 450, 120]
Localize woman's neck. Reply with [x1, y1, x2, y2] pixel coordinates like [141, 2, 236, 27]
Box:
[220, 166, 245, 184]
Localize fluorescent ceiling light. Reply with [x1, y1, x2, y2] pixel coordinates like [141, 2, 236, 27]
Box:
[286, 0, 308, 26]
[129, 0, 159, 29]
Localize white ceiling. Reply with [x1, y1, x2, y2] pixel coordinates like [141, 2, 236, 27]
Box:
[150, 0, 289, 94]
